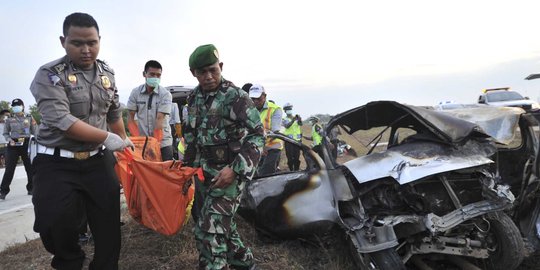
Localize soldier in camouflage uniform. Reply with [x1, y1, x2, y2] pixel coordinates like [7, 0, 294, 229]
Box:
[184, 44, 264, 270]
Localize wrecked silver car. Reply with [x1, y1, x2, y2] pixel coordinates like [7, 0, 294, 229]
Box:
[239, 101, 539, 269]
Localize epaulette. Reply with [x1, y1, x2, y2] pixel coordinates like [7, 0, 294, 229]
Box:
[97, 59, 115, 75]
[52, 63, 67, 74]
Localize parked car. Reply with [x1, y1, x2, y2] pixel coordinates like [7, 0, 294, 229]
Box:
[167, 85, 193, 119]
[477, 87, 540, 111]
[434, 101, 478, 111]
[239, 100, 540, 269]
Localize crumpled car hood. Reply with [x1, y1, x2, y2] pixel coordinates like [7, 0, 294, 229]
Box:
[344, 140, 495, 185]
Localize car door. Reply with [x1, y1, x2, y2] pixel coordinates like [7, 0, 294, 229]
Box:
[238, 133, 339, 238]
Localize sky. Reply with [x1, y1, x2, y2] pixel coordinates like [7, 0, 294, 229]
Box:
[2, 0, 540, 118]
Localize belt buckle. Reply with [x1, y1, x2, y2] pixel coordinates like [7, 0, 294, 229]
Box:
[74, 151, 90, 160]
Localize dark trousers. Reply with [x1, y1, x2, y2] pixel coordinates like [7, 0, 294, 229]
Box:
[32, 150, 121, 270]
[161, 145, 173, 161]
[257, 149, 281, 176]
[170, 124, 179, 159]
[284, 142, 301, 171]
[313, 145, 324, 159]
[1, 144, 33, 194]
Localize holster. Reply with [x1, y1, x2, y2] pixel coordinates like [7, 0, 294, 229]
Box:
[201, 141, 241, 165]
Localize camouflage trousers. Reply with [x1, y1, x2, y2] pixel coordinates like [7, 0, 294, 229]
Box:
[194, 177, 254, 270]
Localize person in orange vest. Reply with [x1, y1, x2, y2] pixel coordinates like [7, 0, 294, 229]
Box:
[249, 84, 283, 176]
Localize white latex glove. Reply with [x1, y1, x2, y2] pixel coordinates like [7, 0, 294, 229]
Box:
[103, 132, 126, 151]
[124, 137, 135, 149]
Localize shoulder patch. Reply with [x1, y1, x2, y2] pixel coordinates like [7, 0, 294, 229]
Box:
[48, 73, 64, 86]
[97, 59, 115, 75]
[53, 63, 66, 74]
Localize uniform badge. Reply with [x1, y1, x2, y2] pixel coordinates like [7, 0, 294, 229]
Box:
[101, 76, 111, 89]
[48, 73, 63, 86]
[68, 74, 77, 86]
[216, 148, 225, 160]
[24, 119, 29, 125]
[213, 49, 219, 59]
[53, 63, 66, 74]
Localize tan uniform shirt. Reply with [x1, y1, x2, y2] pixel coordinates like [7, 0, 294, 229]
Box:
[30, 56, 122, 152]
[3, 114, 36, 143]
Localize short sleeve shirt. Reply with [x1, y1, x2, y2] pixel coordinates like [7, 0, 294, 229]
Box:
[3, 114, 36, 140]
[127, 84, 172, 147]
[29, 56, 122, 152]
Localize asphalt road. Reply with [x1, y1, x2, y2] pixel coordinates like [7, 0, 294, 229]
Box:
[0, 165, 38, 252]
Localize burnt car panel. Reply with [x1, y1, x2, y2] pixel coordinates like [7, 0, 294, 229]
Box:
[440, 106, 524, 145]
[239, 134, 339, 238]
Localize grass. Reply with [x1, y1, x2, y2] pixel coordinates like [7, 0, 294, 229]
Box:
[0, 205, 357, 270]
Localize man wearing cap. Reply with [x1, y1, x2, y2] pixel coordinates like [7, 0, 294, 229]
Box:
[0, 98, 36, 199]
[249, 84, 283, 176]
[0, 109, 11, 167]
[282, 102, 303, 171]
[29, 12, 131, 269]
[184, 44, 264, 270]
[127, 60, 174, 161]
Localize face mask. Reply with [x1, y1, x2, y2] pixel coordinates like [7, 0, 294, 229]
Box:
[285, 110, 293, 115]
[146, 77, 160, 88]
[12, 106, 23, 113]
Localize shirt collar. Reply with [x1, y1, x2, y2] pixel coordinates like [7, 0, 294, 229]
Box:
[139, 85, 160, 94]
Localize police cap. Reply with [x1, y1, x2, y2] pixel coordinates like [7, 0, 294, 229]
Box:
[11, 98, 24, 107]
[189, 44, 219, 69]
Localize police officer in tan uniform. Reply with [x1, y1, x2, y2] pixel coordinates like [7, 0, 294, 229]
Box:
[29, 12, 132, 270]
[0, 98, 36, 199]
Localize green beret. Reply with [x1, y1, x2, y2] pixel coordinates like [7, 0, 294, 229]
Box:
[189, 44, 220, 69]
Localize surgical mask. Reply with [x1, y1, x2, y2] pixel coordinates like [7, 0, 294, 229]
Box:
[12, 106, 23, 113]
[285, 110, 293, 115]
[146, 77, 160, 88]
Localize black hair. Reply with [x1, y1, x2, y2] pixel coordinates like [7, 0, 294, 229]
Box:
[63, 12, 99, 36]
[241, 83, 253, 92]
[144, 60, 162, 72]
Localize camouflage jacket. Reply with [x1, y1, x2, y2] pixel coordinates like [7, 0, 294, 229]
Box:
[184, 78, 264, 180]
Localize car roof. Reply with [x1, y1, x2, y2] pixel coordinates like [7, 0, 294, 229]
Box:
[166, 85, 194, 104]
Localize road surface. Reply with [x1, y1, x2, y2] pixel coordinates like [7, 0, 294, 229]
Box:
[0, 165, 38, 252]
